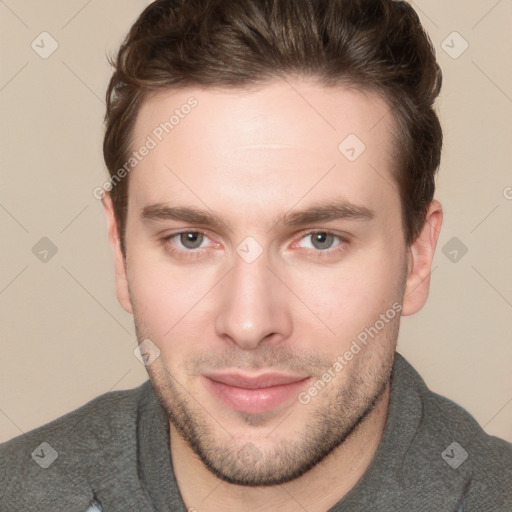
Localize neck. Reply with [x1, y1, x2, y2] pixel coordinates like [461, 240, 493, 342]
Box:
[170, 383, 390, 512]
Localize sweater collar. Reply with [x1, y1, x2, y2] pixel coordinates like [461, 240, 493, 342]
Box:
[138, 381, 188, 512]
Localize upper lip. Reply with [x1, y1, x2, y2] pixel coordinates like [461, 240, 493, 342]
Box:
[204, 371, 310, 389]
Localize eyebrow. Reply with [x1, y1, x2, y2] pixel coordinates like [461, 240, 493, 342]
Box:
[141, 204, 230, 231]
[140, 198, 375, 231]
[278, 198, 375, 228]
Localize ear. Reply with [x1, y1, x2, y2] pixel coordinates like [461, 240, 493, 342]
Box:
[402, 199, 443, 316]
[102, 193, 133, 314]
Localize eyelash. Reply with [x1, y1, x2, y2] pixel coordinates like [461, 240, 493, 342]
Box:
[161, 230, 349, 259]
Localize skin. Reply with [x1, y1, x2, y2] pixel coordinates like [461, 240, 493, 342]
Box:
[103, 78, 442, 512]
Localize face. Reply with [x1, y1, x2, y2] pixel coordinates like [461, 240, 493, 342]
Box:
[112, 79, 413, 485]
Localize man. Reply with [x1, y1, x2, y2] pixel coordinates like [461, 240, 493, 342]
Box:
[1, 0, 511, 510]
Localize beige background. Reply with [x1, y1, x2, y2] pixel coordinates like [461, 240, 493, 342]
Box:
[1, 0, 511, 443]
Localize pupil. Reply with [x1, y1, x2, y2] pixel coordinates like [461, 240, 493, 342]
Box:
[313, 232, 333, 250]
[181, 232, 203, 249]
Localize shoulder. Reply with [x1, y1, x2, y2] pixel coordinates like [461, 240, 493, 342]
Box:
[0, 380, 152, 511]
[395, 354, 512, 509]
[423, 383, 512, 509]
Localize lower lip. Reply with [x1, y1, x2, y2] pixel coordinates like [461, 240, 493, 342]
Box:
[204, 377, 310, 414]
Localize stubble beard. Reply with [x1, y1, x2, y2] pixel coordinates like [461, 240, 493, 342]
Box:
[137, 321, 398, 486]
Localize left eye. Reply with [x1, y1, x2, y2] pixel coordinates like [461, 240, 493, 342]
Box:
[297, 231, 342, 251]
[172, 231, 209, 249]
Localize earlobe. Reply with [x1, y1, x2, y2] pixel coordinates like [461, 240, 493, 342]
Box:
[102, 193, 133, 314]
[402, 199, 443, 316]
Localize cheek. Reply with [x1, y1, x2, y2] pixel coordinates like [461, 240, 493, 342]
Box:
[126, 241, 222, 343]
[283, 241, 404, 339]
[128, 267, 200, 369]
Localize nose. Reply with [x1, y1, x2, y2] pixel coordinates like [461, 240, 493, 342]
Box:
[214, 251, 293, 350]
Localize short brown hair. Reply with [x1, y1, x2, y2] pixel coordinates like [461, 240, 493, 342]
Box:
[103, 0, 442, 250]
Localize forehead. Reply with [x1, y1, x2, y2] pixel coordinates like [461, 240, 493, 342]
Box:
[128, 79, 398, 223]
[134, 79, 393, 150]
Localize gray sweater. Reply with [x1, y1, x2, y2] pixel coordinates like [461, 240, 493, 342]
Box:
[1, 353, 511, 511]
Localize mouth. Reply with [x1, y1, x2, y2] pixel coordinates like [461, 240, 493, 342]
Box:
[202, 371, 311, 414]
